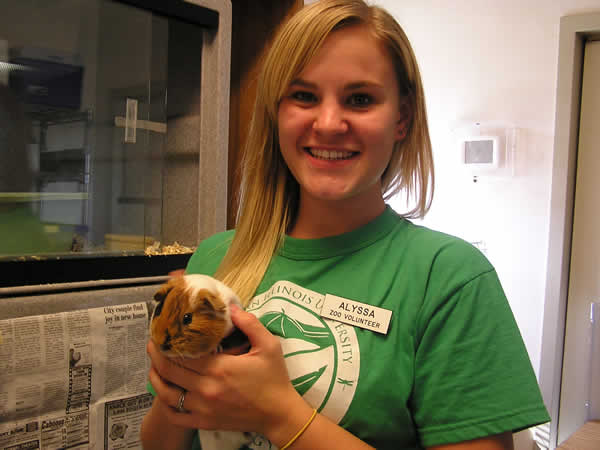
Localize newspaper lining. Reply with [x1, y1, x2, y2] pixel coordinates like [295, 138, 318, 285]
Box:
[0, 302, 152, 450]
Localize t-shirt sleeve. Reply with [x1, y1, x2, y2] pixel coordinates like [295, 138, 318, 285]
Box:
[185, 230, 234, 276]
[411, 247, 550, 447]
[146, 381, 156, 396]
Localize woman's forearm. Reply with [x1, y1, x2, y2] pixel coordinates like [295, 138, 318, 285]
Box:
[263, 400, 374, 450]
[140, 399, 196, 450]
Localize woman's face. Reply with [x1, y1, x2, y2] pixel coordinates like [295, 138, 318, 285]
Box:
[277, 25, 408, 209]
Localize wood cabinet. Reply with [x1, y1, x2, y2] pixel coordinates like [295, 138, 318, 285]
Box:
[228, 0, 303, 228]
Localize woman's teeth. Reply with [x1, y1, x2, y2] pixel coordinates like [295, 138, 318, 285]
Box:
[309, 149, 355, 160]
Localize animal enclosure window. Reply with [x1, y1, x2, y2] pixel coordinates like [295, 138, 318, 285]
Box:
[0, 0, 228, 286]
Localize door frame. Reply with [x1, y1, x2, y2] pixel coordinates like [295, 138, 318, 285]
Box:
[540, 12, 600, 449]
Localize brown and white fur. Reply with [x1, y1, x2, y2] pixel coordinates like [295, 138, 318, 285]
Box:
[150, 274, 253, 450]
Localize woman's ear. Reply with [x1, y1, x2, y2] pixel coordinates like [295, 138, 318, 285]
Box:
[395, 101, 412, 142]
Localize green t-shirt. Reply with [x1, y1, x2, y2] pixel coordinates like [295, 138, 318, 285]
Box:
[185, 206, 549, 449]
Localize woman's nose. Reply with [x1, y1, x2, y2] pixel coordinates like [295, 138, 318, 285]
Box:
[312, 101, 348, 134]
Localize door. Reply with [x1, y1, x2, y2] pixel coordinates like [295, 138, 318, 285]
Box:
[557, 39, 600, 445]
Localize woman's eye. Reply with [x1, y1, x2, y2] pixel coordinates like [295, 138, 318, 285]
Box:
[291, 91, 317, 103]
[183, 313, 193, 325]
[348, 93, 373, 107]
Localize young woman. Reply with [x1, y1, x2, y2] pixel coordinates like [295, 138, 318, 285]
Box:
[141, 1, 549, 448]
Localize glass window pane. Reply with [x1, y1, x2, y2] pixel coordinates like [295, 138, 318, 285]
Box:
[0, 0, 204, 260]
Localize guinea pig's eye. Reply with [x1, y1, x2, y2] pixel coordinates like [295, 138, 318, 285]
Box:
[182, 313, 193, 325]
[153, 302, 163, 317]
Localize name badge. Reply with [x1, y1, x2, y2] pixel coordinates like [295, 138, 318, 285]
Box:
[320, 294, 392, 334]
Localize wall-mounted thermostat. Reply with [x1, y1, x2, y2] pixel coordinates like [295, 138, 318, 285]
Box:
[453, 122, 518, 179]
[460, 136, 499, 170]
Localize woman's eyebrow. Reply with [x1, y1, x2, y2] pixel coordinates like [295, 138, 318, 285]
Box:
[289, 78, 384, 90]
[289, 78, 316, 89]
[345, 81, 384, 90]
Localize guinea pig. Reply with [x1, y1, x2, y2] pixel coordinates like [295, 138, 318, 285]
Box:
[149, 274, 244, 358]
[149, 274, 253, 450]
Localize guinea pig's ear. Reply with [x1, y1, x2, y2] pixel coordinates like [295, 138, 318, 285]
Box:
[195, 289, 225, 313]
[154, 283, 172, 303]
[152, 282, 174, 318]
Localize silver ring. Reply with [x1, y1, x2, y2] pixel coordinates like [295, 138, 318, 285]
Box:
[176, 389, 188, 413]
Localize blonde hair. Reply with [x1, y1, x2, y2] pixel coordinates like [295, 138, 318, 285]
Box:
[215, 0, 434, 305]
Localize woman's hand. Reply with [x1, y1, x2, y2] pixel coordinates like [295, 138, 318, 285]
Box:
[147, 305, 306, 437]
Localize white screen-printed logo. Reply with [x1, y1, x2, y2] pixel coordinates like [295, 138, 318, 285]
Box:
[245, 281, 360, 449]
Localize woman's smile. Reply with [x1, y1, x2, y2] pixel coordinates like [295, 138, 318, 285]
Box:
[305, 147, 358, 161]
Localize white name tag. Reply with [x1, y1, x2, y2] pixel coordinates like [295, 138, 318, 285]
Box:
[320, 294, 392, 335]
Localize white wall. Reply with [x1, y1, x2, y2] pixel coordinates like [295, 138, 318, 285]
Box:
[377, 0, 600, 376]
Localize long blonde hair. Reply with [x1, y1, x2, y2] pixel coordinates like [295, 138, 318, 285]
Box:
[215, 0, 434, 305]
